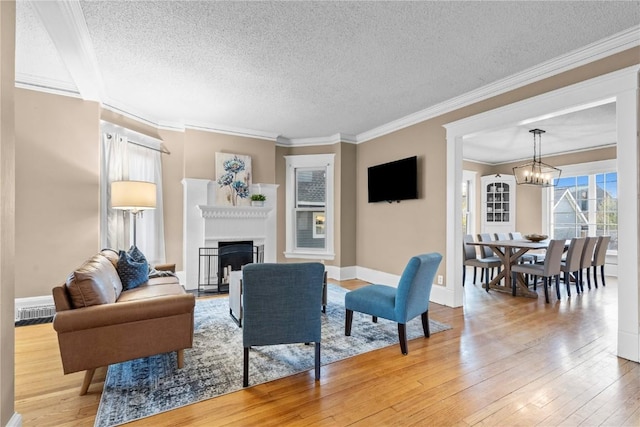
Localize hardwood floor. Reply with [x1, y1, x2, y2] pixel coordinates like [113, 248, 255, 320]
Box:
[15, 276, 639, 426]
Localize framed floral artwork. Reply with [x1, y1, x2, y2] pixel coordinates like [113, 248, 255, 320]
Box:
[215, 153, 252, 206]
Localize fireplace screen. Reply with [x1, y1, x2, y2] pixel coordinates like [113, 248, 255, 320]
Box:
[198, 243, 264, 294]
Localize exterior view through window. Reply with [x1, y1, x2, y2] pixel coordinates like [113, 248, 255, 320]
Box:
[552, 172, 617, 250]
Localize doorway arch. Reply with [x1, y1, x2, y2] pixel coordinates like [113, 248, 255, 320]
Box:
[444, 65, 639, 362]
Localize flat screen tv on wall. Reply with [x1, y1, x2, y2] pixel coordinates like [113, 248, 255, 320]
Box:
[367, 156, 418, 203]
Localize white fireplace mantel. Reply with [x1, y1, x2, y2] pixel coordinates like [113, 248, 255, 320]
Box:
[198, 205, 271, 220]
[182, 179, 278, 290]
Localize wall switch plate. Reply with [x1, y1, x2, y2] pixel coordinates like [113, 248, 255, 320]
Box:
[437, 275, 443, 285]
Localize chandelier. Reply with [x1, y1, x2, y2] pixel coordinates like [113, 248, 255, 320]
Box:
[512, 128, 561, 187]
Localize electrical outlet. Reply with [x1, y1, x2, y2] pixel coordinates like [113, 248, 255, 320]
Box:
[437, 275, 444, 285]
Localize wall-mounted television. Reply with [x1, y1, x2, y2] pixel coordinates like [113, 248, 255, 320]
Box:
[367, 156, 418, 203]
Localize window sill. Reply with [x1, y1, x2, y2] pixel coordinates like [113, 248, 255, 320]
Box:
[284, 251, 335, 261]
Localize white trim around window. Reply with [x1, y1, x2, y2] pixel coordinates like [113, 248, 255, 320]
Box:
[284, 154, 336, 260]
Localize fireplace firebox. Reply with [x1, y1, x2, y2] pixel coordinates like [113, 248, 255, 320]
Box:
[198, 242, 264, 294]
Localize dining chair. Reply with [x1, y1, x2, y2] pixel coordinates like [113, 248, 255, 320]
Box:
[511, 239, 565, 303]
[591, 235, 611, 288]
[494, 232, 510, 241]
[560, 237, 586, 297]
[345, 253, 442, 355]
[463, 235, 502, 287]
[508, 231, 538, 264]
[242, 262, 325, 387]
[578, 236, 598, 291]
[477, 233, 501, 284]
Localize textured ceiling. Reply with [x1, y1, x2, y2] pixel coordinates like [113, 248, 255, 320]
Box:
[14, 1, 640, 161]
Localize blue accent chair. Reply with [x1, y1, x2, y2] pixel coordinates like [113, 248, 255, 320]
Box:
[344, 253, 443, 355]
[242, 262, 325, 387]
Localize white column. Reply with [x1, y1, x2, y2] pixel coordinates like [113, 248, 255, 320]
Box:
[616, 87, 639, 362]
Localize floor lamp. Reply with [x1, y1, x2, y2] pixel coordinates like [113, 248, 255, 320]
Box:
[111, 180, 157, 247]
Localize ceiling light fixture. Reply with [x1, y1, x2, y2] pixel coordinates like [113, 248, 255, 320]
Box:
[512, 129, 561, 187]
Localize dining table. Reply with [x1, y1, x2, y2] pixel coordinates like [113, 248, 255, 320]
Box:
[467, 239, 558, 298]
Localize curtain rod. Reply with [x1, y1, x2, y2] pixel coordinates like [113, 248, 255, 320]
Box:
[106, 133, 171, 155]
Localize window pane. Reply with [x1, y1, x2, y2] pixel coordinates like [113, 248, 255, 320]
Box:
[551, 171, 617, 251]
[295, 210, 325, 249]
[296, 169, 326, 208]
[595, 172, 618, 250]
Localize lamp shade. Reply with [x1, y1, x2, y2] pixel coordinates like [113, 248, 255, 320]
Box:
[111, 181, 157, 212]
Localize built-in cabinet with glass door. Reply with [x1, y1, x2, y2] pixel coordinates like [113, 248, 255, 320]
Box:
[481, 174, 516, 235]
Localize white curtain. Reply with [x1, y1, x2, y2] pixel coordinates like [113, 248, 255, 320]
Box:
[101, 131, 166, 265]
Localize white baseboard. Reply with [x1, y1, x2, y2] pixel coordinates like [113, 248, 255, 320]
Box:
[618, 330, 640, 363]
[355, 266, 401, 288]
[7, 412, 22, 427]
[14, 295, 55, 321]
[326, 265, 356, 281]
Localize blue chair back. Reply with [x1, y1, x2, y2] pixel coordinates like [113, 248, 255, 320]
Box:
[242, 262, 324, 347]
[395, 253, 443, 323]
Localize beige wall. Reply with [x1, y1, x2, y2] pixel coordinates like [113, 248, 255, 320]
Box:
[183, 129, 275, 182]
[15, 90, 101, 299]
[0, 1, 15, 424]
[357, 121, 447, 277]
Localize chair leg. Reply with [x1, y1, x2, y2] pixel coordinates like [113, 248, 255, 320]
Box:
[484, 268, 490, 292]
[473, 267, 477, 284]
[398, 323, 408, 355]
[345, 309, 353, 336]
[586, 267, 591, 289]
[372, 316, 378, 323]
[565, 271, 571, 297]
[462, 265, 466, 285]
[421, 311, 430, 338]
[315, 342, 321, 381]
[543, 276, 549, 303]
[243, 347, 249, 387]
[79, 368, 96, 396]
[593, 266, 599, 288]
[556, 275, 561, 300]
[511, 271, 517, 296]
[600, 265, 606, 286]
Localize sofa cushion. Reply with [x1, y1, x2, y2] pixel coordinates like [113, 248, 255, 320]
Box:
[117, 247, 149, 290]
[100, 248, 119, 268]
[66, 254, 122, 308]
[100, 249, 123, 297]
[117, 282, 186, 303]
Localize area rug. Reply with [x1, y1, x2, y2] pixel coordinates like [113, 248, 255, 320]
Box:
[94, 284, 451, 427]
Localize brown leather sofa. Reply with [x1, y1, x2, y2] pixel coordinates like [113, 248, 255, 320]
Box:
[52, 249, 195, 395]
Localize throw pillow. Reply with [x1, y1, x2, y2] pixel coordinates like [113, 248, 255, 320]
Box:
[117, 247, 149, 290]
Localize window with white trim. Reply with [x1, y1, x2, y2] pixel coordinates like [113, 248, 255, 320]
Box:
[284, 154, 335, 260]
[546, 159, 617, 251]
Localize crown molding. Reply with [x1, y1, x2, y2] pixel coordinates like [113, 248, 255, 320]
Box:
[185, 123, 280, 142]
[276, 133, 357, 147]
[15, 72, 80, 98]
[356, 26, 640, 144]
[30, 0, 104, 101]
